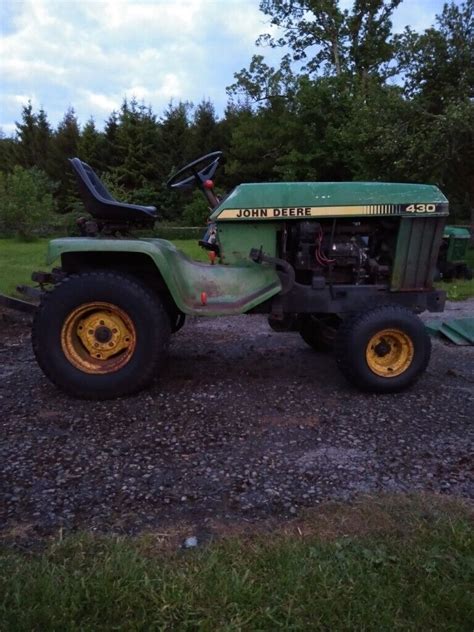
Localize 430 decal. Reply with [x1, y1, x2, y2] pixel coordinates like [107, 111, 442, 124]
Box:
[404, 203, 437, 213]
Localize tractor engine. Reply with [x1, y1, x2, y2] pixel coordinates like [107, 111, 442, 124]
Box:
[280, 219, 394, 285]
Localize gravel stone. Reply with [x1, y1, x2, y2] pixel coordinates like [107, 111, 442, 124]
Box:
[0, 303, 473, 542]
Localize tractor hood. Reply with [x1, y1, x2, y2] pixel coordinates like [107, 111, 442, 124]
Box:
[210, 182, 449, 221]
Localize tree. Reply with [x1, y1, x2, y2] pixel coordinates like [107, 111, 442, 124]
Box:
[78, 117, 104, 170]
[0, 129, 16, 173]
[102, 110, 121, 169]
[396, 0, 474, 111]
[159, 101, 193, 175]
[156, 101, 193, 220]
[256, 0, 402, 86]
[112, 98, 161, 204]
[393, 0, 474, 219]
[189, 99, 222, 158]
[227, 54, 297, 103]
[0, 166, 56, 239]
[51, 108, 80, 211]
[15, 103, 53, 176]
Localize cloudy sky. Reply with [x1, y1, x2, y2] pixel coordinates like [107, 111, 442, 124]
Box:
[0, 0, 452, 135]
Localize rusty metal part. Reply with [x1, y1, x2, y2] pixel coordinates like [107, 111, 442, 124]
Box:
[0, 293, 37, 314]
[61, 302, 136, 374]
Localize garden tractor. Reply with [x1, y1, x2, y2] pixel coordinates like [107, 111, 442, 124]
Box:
[29, 151, 448, 399]
[436, 225, 472, 281]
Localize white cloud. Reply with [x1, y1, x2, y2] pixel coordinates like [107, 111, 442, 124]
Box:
[6, 94, 38, 107]
[82, 91, 120, 113]
[0, 0, 447, 133]
[0, 123, 17, 136]
[93, 0, 203, 34]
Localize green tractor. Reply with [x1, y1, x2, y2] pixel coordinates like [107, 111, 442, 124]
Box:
[436, 225, 472, 281]
[31, 152, 448, 399]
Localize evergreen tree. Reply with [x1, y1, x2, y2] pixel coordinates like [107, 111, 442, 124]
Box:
[51, 108, 80, 211]
[78, 117, 104, 170]
[114, 98, 161, 202]
[156, 102, 193, 220]
[0, 129, 16, 173]
[15, 102, 53, 175]
[15, 101, 38, 168]
[189, 99, 221, 158]
[158, 101, 193, 176]
[35, 108, 54, 176]
[102, 110, 121, 169]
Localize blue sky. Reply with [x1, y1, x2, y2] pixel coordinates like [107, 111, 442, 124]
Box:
[0, 0, 454, 135]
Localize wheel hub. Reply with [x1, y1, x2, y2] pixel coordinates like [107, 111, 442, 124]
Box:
[366, 328, 414, 378]
[61, 303, 136, 374]
[94, 325, 112, 343]
[374, 340, 391, 357]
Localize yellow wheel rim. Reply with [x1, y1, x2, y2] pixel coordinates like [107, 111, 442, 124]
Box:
[61, 302, 136, 374]
[366, 328, 414, 378]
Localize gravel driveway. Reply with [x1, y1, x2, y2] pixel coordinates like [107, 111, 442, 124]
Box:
[1, 303, 473, 541]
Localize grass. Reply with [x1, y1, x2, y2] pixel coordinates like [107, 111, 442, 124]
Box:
[0, 238, 50, 297]
[0, 495, 473, 631]
[436, 246, 474, 301]
[0, 238, 472, 301]
[438, 278, 474, 301]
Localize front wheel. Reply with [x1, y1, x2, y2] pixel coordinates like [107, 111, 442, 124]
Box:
[32, 272, 171, 400]
[335, 306, 431, 393]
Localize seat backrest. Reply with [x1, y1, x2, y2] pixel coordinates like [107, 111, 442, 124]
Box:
[81, 161, 115, 201]
[68, 157, 157, 224]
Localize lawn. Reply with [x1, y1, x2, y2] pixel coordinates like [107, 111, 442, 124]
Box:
[437, 246, 474, 301]
[0, 237, 472, 301]
[0, 495, 472, 631]
[0, 238, 50, 297]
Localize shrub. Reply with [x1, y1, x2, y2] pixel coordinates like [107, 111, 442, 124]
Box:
[0, 167, 56, 239]
[182, 189, 212, 226]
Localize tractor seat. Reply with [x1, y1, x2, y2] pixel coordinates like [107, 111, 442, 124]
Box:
[69, 157, 158, 226]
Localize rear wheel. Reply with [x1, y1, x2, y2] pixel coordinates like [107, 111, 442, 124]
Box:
[335, 306, 431, 393]
[32, 272, 171, 399]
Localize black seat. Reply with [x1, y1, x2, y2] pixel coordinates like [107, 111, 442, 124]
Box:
[69, 158, 158, 226]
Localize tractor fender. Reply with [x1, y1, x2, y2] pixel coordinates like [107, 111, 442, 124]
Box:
[47, 237, 282, 316]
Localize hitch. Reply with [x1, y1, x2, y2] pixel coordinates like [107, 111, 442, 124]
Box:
[0, 293, 37, 314]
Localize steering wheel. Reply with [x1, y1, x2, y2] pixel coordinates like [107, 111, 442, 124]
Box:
[166, 151, 223, 190]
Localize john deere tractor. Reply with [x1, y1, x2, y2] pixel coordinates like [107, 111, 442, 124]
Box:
[31, 152, 448, 399]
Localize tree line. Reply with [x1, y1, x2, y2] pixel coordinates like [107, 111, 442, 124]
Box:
[0, 0, 472, 237]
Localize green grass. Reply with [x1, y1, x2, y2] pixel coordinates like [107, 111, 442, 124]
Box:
[0, 495, 473, 631]
[436, 248, 474, 301]
[437, 278, 474, 301]
[0, 238, 50, 297]
[0, 238, 206, 297]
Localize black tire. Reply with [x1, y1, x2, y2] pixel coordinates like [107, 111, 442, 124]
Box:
[32, 272, 171, 400]
[299, 315, 339, 352]
[335, 306, 431, 393]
